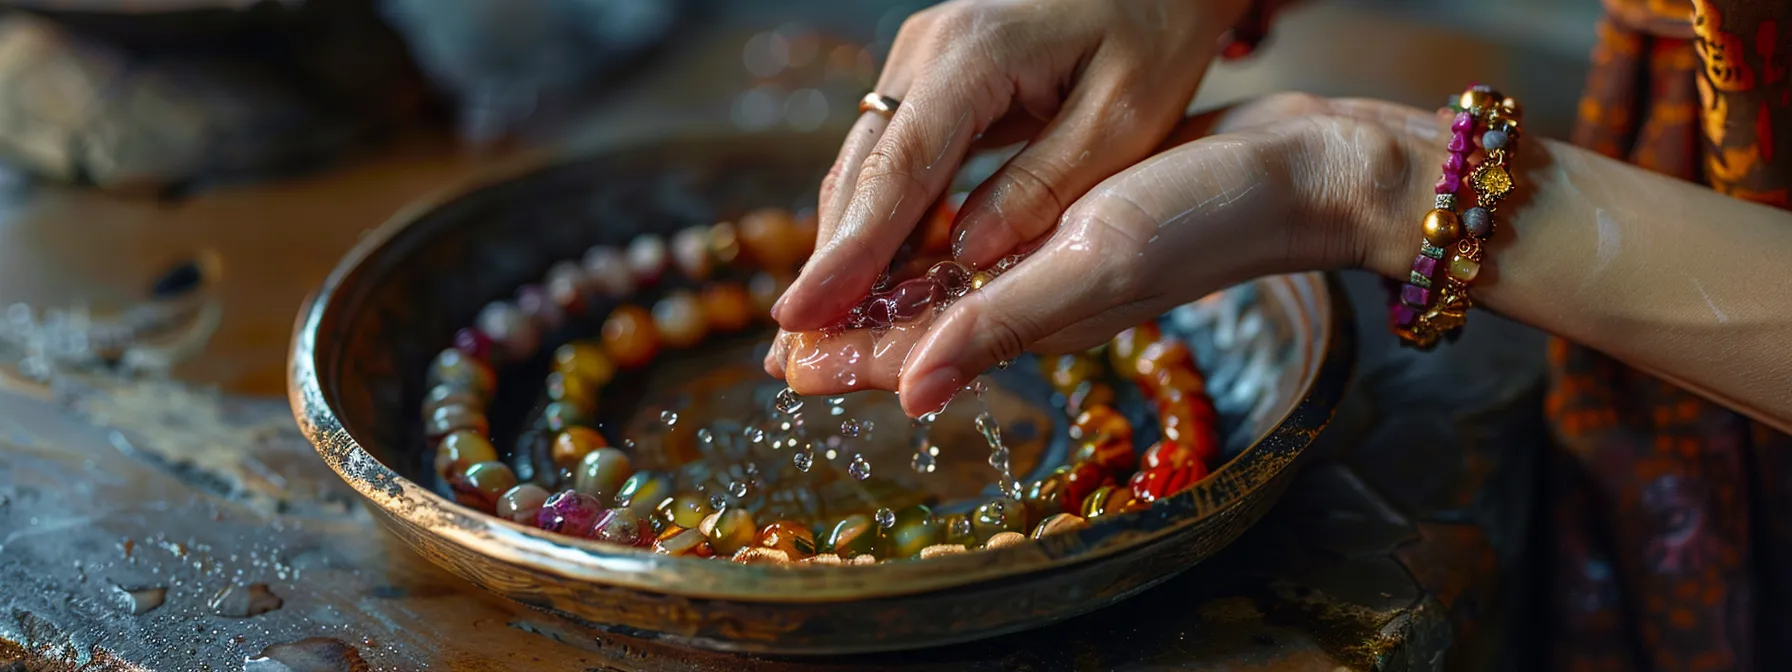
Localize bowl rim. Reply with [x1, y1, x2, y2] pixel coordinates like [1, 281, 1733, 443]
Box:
[287, 136, 1356, 603]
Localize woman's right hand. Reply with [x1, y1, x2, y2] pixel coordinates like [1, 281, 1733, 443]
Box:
[770, 0, 1254, 332]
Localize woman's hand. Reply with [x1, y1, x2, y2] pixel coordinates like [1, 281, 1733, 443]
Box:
[771, 0, 1254, 332]
[775, 94, 1444, 416]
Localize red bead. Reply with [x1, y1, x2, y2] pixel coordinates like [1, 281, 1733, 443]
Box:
[1220, 39, 1253, 60]
[1074, 439, 1137, 473]
[1062, 462, 1112, 511]
[453, 328, 491, 359]
[1131, 339, 1193, 381]
[1142, 440, 1199, 470]
[1129, 462, 1209, 503]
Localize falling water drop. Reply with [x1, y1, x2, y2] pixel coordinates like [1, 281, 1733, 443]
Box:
[847, 454, 872, 481]
[974, 412, 1002, 445]
[793, 446, 815, 472]
[996, 359, 1012, 370]
[910, 449, 937, 474]
[696, 428, 715, 449]
[875, 508, 896, 529]
[839, 419, 863, 437]
[709, 493, 728, 511]
[950, 517, 973, 539]
[660, 410, 679, 426]
[774, 387, 804, 414]
[728, 479, 750, 498]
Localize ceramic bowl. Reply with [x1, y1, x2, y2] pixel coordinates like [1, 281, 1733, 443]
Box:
[288, 133, 1355, 655]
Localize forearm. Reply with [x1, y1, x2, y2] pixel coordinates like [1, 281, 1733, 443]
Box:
[1362, 138, 1792, 431]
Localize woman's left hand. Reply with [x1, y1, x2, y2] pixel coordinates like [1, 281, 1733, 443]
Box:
[770, 94, 1442, 416]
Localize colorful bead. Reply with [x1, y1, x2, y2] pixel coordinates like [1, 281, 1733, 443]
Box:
[1073, 439, 1137, 474]
[824, 514, 887, 559]
[1450, 111, 1475, 132]
[449, 461, 518, 512]
[658, 493, 714, 530]
[550, 426, 607, 470]
[515, 284, 564, 331]
[670, 226, 714, 280]
[1435, 193, 1456, 210]
[918, 544, 968, 559]
[545, 371, 599, 413]
[451, 328, 491, 360]
[574, 447, 634, 502]
[699, 283, 753, 333]
[601, 305, 659, 368]
[1400, 284, 1431, 308]
[552, 342, 616, 386]
[708, 221, 742, 265]
[1448, 255, 1482, 283]
[544, 261, 587, 316]
[1071, 405, 1132, 446]
[983, 531, 1027, 549]
[732, 547, 792, 565]
[539, 402, 590, 434]
[758, 521, 816, 559]
[626, 234, 669, 285]
[972, 498, 1026, 543]
[969, 271, 993, 290]
[1062, 462, 1111, 511]
[537, 491, 606, 538]
[926, 260, 973, 298]
[738, 209, 806, 270]
[1023, 470, 1074, 520]
[1413, 255, 1439, 279]
[1462, 207, 1492, 238]
[421, 385, 481, 422]
[699, 509, 758, 556]
[1079, 485, 1144, 519]
[1421, 209, 1462, 247]
[475, 302, 540, 361]
[886, 505, 941, 558]
[1443, 152, 1467, 174]
[652, 290, 708, 349]
[653, 525, 713, 557]
[1043, 354, 1102, 396]
[581, 246, 635, 297]
[1459, 88, 1498, 111]
[1420, 239, 1448, 260]
[427, 348, 495, 401]
[496, 484, 550, 525]
[1447, 132, 1471, 153]
[1390, 304, 1418, 328]
[1031, 513, 1089, 539]
[1065, 381, 1116, 416]
[1142, 440, 1201, 470]
[1482, 129, 1508, 151]
[614, 471, 673, 514]
[435, 430, 499, 478]
[1157, 399, 1219, 460]
[1434, 174, 1460, 195]
[425, 403, 489, 440]
[588, 509, 652, 547]
[1147, 366, 1206, 403]
[1131, 339, 1193, 381]
[1128, 462, 1209, 503]
[1107, 323, 1162, 375]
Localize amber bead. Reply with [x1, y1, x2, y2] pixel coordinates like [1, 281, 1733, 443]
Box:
[1142, 440, 1201, 471]
[614, 471, 674, 514]
[1072, 404, 1132, 446]
[449, 461, 517, 513]
[545, 371, 600, 414]
[553, 342, 616, 387]
[539, 402, 591, 434]
[659, 493, 715, 530]
[1065, 381, 1116, 416]
[652, 290, 708, 349]
[1148, 365, 1206, 402]
[709, 221, 742, 265]
[1157, 398, 1220, 461]
[1129, 462, 1209, 503]
[627, 234, 670, 285]
[969, 271, 993, 290]
[972, 498, 1026, 543]
[574, 448, 634, 502]
[983, 531, 1027, 550]
[426, 348, 495, 401]
[1022, 470, 1074, 520]
[496, 484, 550, 525]
[886, 505, 941, 559]
[593, 509, 655, 548]
[700, 283, 754, 333]
[435, 430, 498, 478]
[602, 304, 659, 368]
[425, 404, 489, 440]
[670, 226, 714, 280]
[823, 514, 887, 559]
[1422, 209, 1462, 247]
[1107, 322, 1162, 376]
[1131, 339, 1193, 382]
[421, 384, 481, 422]
[738, 208, 806, 269]
[1043, 354, 1103, 397]
[1080, 485, 1143, 519]
[550, 427, 607, 470]
[1031, 513, 1089, 539]
[1073, 438, 1137, 474]
[1062, 462, 1111, 512]
[748, 272, 789, 316]
[653, 525, 714, 557]
[758, 521, 817, 559]
[700, 509, 758, 556]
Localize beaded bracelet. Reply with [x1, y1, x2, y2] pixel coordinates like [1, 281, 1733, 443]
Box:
[1389, 85, 1522, 349]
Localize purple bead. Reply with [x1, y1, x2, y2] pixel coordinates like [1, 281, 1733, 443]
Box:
[1435, 174, 1460, 195]
[1390, 304, 1417, 328]
[452, 327, 491, 359]
[1412, 255, 1438, 278]
[1447, 133, 1471, 153]
[1451, 111, 1474, 132]
[536, 491, 606, 538]
[1443, 153, 1467, 174]
[886, 278, 942, 322]
[1400, 284, 1431, 308]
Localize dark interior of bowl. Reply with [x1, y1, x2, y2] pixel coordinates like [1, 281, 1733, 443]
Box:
[301, 132, 1356, 654]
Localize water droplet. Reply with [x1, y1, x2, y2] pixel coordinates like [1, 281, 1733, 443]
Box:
[728, 480, 750, 498]
[696, 428, 714, 446]
[660, 410, 679, 426]
[773, 387, 804, 414]
[996, 359, 1011, 370]
[968, 379, 989, 397]
[875, 508, 895, 528]
[839, 419, 863, 437]
[847, 454, 872, 480]
[623, 439, 638, 451]
[951, 518, 973, 538]
[910, 450, 936, 473]
[745, 427, 766, 444]
[988, 449, 1009, 471]
[709, 493, 728, 510]
[919, 411, 940, 425]
[827, 396, 846, 407]
[974, 412, 1002, 445]
[793, 446, 814, 472]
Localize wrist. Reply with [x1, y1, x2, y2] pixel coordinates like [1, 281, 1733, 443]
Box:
[1282, 112, 1430, 279]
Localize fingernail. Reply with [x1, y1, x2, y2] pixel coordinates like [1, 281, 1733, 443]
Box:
[906, 366, 965, 417]
[770, 291, 789, 322]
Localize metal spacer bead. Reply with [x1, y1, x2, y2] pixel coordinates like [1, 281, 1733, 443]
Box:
[1420, 239, 1447, 259]
[1409, 271, 1433, 289]
[1435, 193, 1457, 210]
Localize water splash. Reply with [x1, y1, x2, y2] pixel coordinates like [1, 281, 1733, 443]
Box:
[773, 387, 804, 414]
[847, 453, 872, 481]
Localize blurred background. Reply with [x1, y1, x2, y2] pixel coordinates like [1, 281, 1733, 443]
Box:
[0, 0, 1597, 395]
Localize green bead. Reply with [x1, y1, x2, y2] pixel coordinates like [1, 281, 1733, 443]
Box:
[614, 471, 673, 515]
[704, 508, 758, 556]
[972, 497, 1026, 543]
[574, 448, 634, 502]
[941, 513, 977, 547]
[887, 505, 940, 559]
[540, 401, 591, 433]
[824, 514, 887, 559]
[659, 493, 714, 530]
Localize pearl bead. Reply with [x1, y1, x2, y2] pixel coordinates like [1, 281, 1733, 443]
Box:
[651, 290, 707, 349]
[1482, 129, 1508, 151]
[1421, 209, 1462, 247]
[1462, 207, 1492, 238]
[626, 235, 669, 285]
[1448, 255, 1482, 282]
[670, 226, 713, 280]
[581, 246, 634, 297]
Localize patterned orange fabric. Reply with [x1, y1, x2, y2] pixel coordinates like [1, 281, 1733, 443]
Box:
[1554, 0, 1792, 670]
